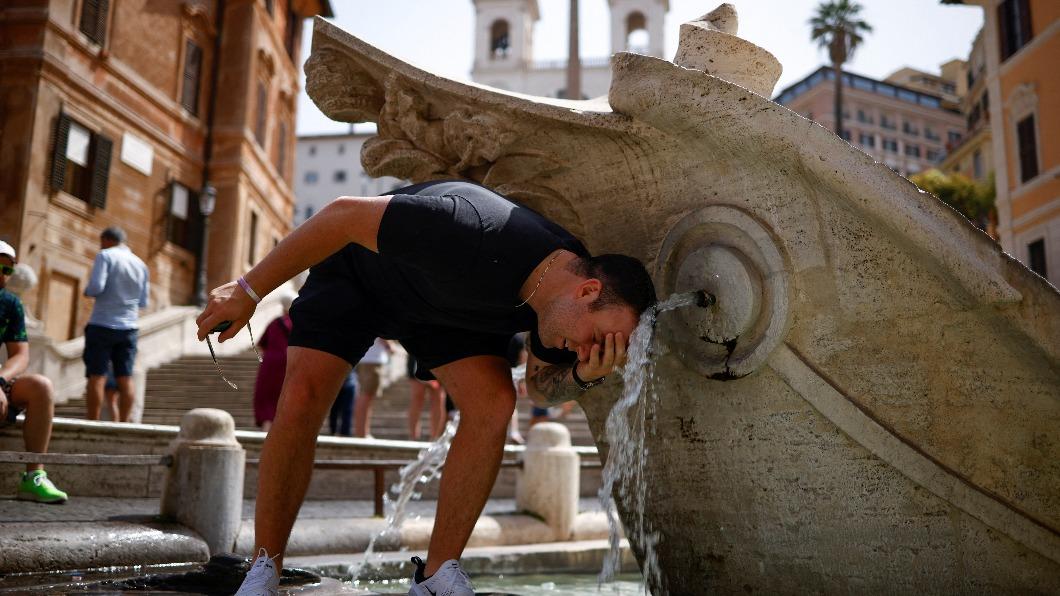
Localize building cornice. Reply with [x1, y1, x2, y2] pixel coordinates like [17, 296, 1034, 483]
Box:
[1010, 164, 1060, 203]
[35, 14, 209, 150]
[38, 52, 203, 164]
[774, 65, 959, 115]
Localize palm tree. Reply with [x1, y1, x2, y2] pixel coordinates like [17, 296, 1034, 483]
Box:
[809, 0, 872, 138]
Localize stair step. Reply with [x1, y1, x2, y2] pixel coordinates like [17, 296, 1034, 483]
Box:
[55, 349, 598, 447]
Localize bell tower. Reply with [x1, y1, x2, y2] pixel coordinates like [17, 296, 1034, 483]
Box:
[609, 0, 666, 57]
[472, 0, 540, 72]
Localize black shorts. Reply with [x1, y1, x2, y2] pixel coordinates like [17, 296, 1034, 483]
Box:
[1, 380, 22, 429]
[288, 250, 512, 378]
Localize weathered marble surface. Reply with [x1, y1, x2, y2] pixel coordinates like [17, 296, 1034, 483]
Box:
[305, 5, 1060, 594]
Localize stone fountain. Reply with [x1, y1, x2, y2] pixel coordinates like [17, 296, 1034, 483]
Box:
[304, 5, 1060, 594]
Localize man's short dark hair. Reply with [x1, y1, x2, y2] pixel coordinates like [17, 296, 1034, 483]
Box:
[571, 254, 657, 316]
[101, 227, 126, 244]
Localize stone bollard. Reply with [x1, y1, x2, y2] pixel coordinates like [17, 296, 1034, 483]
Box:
[160, 408, 245, 555]
[516, 422, 579, 541]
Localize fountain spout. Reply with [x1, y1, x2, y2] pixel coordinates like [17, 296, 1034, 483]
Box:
[694, 290, 717, 308]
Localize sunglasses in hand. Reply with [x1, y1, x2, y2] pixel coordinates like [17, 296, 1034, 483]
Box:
[205, 320, 262, 389]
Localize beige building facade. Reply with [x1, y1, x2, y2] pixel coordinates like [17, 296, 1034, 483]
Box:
[0, 0, 330, 341]
[293, 131, 404, 227]
[940, 28, 994, 185]
[775, 66, 965, 177]
[957, 0, 1059, 285]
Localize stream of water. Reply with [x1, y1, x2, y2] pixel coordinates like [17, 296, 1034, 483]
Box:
[351, 415, 461, 579]
[598, 292, 700, 594]
[350, 291, 700, 593]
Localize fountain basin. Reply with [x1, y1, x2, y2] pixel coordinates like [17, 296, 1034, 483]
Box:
[303, 5, 1060, 593]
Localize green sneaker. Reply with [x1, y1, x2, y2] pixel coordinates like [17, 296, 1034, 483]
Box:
[17, 470, 68, 504]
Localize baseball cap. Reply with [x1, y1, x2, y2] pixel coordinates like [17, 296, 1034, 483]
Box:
[0, 241, 15, 260]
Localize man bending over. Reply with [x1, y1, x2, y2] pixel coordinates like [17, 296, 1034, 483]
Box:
[196, 181, 655, 596]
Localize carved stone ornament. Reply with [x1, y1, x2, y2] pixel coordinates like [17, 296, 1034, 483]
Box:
[1006, 82, 1038, 118]
[181, 2, 216, 37]
[305, 5, 1060, 594]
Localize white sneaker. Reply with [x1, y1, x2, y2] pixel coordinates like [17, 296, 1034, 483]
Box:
[235, 548, 280, 596]
[408, 556, 475, 596]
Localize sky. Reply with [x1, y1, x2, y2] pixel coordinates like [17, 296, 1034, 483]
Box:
[296, 0, 984, 135]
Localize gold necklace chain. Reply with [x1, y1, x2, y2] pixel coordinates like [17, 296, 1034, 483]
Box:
[515, 251, 561, 308]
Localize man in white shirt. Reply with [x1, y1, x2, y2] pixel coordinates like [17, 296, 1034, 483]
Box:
[354, 337, 390, 438]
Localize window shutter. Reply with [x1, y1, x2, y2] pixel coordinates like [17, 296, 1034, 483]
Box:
[1017, 116, 1038, 183]
[998, 2, 1012, 59]
[255, 83, 268, 146]
[188, 190, 204, 252]
[277, 121, 287, 176]
[50, 113, 72, 192]
[95, 0, 110, 45]
[285, 10, 302, 58]
[1018, 0, 1032, 46]
[181, 41, 203, 115]
[79, 0, 109, 45]
[89, 134, 113, 209]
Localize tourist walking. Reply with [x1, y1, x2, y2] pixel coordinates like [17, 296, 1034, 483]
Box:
[253, 294, 294, 432]
[353, 337, 390, 438]
[197, 180, 654, 596]
[0, 241, 68, 503]
[82, 227, 149, 422]
[328, 371, 357, 437]
[406, 354, 447, 441]
[102, 366, 119, 422]
[506, 333, 527, 444]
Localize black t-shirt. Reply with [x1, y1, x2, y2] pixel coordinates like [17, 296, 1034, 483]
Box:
[353, 180, 584, 364]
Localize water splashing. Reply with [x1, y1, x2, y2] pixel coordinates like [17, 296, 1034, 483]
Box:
[599, 291, 700, 594]
[351, 415, 460, 580]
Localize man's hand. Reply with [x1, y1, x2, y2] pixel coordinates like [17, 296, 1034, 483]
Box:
[0, 390, 8, 421]
[526, 332, 629, 407]
[195, 281, 257, 342]
[574, 332, 627, 381]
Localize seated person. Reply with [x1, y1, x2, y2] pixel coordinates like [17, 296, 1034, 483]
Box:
[0, 241, 67, 503]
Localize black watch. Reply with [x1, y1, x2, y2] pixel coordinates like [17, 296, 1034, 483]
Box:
[0, 376, 10, 396]
[571, 363, 605, 391]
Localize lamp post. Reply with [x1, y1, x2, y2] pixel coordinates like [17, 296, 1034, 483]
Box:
[194, 184, 217, 307]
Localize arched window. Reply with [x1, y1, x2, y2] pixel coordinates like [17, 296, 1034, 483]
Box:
[626, 11, 649, 54]
[490, 19, 510, 59]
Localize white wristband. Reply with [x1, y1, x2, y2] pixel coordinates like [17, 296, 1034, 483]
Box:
[237, 276, 261, 303]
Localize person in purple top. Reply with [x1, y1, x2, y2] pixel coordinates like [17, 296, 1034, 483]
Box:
[253, 294, 294, 431]
[82, 227, 149, 422]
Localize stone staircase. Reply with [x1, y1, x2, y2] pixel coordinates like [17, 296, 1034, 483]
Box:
[56, 352, 598, 445]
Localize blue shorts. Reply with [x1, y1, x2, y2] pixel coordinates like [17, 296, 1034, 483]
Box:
[83, 324, 138, 377]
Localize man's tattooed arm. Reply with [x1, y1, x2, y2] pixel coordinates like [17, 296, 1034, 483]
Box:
[527, 360, 584, 407]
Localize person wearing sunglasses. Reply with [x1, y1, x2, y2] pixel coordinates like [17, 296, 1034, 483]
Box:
[0, 241, 68, 504]
[198, 180, 656, 596]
